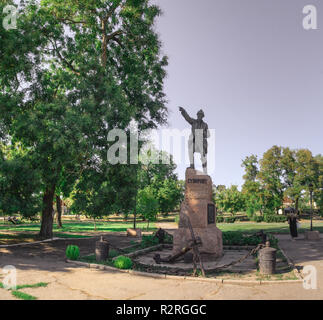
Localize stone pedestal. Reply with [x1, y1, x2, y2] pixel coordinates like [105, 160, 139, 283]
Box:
[173, 168, 223, 258]
[304, 231, 320, 241]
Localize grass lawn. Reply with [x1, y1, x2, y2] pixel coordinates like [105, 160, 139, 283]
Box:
[217, 220, 323, 234]
[0, 220, 157, 244]
[1, 218, 323, 245]
[0, 221, 157, 234]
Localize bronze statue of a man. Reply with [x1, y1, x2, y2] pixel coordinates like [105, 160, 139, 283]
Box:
[179, 107, 210, 174]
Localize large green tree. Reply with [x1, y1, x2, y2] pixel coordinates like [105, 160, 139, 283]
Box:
[0, 143, 42, 218]
[257, 146, 284, 213]
[138, 150, 183, 216]
[314, 154, 323, 214]
[241, 155, 264, 217]
[1, 0, 168, 238]
[215, 185, 245, 216]
[136, 185, 158, 229]
[242, 146, 321, 216]
[283, 149, 317, 214]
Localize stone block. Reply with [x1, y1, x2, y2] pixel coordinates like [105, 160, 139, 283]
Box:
[304, 231, 320, 241]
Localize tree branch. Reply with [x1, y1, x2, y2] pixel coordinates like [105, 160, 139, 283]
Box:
[50, 40, 81, 76]
[106, 30, 124, 42]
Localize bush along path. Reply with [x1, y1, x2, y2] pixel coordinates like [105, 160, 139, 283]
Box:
[0, 282, 48, 300]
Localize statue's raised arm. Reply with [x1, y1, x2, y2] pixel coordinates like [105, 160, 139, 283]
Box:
[178, 106, 209, 174]
[179, 107, 194, 125]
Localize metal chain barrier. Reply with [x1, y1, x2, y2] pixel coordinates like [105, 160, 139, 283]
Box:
[207, 243, 264, 272]
[101, 233, 266, 277]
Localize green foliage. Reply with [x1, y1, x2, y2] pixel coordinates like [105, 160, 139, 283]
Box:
[242, 147, 323, 216]
[1, 0, 169, 239]
[258, 146, 284, 212]
[136, 186, 159, 227]
[314, 154, 323, 214]
[216, 216, 224, 223]
[0, 145, 42, 217]
[137, 151, 184, 216]
[263, 214, 287, 223]
[113, 256, 133, 270]
[224, 217, 236, 223]
[223, 232, 263, 246]
[157, 178, 184, 215]
[267, 234, 279, 248]
[215, 185, 245, 215]
[174, 215, 180, 225]
[65, 245, 80, 260]
[72, 165, 138, 219]
[242, 155, 259, 182]
[140, 235, 159, 248]
[109, 249, 119, 259]
[252, 215, 264, 223]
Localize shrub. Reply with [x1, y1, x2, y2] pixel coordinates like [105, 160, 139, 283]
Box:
[216, 216, 224, 223]
[267, 234, 279, 247]
[141, 235, 159, 248]
[113, 256, 133, 270]
[223, 231, 262, 246]
[224, 217, 236, 223]
[174, 215, 180, 225]
[65, 245, 80, 260]
[264, 214, 287, 223]
[109, 249, 119, 258]
[252, 215, 264, 223]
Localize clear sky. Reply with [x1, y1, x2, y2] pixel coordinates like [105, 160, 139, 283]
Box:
[152, 0, 323, 187]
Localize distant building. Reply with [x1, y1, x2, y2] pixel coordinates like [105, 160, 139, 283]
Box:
[282, 197, 293, 208]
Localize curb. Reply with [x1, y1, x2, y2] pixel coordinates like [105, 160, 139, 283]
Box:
[222, 279, 261, 285]
[66, 259, 302, 285]
[278, 245, 303, 280]
[0, 235, 104, 248]
[259, 280, 302, 285]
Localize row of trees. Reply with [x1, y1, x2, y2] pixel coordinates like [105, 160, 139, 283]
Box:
[70, 150, 184, 227]
[0, 0, 174, 238]
[215, 146, 323, 217]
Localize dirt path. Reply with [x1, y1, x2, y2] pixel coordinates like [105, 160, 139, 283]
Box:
[0, 233, 322, 300]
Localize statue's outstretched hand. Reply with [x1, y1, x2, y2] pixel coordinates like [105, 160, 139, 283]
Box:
[179, 107, 185, 113]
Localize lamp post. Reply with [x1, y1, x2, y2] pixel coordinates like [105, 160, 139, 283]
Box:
[309, 183, 314, 232]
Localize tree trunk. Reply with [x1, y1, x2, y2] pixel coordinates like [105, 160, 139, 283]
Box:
[133, 208, 137, 230]
[39, 186, 55, 239]
[101, 20, 107, 67]
[56, 195, 63, 229]
[295, 197, 299, 216]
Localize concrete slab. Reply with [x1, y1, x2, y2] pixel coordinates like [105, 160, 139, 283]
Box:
[136, 248, 257, 272]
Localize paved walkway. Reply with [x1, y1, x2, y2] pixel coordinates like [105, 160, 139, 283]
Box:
[0, 233, 322, 300]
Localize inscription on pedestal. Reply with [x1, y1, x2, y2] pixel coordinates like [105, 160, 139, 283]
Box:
[207, 204, 215, 224]
[188, 179, 207, 184]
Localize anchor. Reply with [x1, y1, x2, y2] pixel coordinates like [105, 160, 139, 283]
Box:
[153, 210, 206, 277]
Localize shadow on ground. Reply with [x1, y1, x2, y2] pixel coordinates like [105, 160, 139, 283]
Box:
[0, 234, 140, 273]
